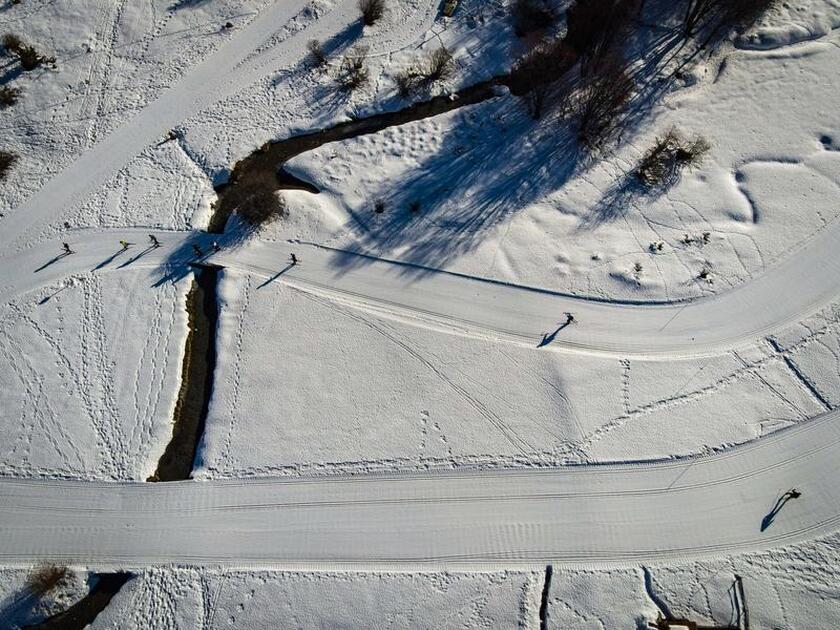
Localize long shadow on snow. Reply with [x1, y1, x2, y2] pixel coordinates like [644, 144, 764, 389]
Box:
[327, 7, 697, 276]
[328, 97, 584, 279]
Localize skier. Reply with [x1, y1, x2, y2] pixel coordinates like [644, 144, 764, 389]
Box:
[788, 488, 802, 499]
[290, 253, 298, 265]
[566, 312, 575, 325]
[192, 244, 203, 257]
[211, 241, 221, 253]
[62, 242, 73, 255]
[148, 234, 160, 248]
[119, 240, 131, 251]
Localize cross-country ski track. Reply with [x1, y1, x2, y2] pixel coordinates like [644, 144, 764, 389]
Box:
[3, 222, 840, 357]
[0, 222, 840, 568]
[1, 0, 840, 572]
[1, 408, 839, 568]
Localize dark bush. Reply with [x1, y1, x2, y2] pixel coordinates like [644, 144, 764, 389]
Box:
[635, 129, 710, 187]
[394, 68, 422, 97]
[226, 171, 287, 226]
[2, 34, 54, 70]
[426, 47, 454, 82]
[374, 199, 386, 214]
[358, 0, 385, 26]
[27, 564, 69, 598]
[675, 136, 710, 167]
[18, 44, 54, 71]
[307, 39, 328, 67]
[512, 0, 556, 37]
[337, 45, 369, 91]
[2, 33, 22, 53]
[0, 85, 21, 107]
[0, 150, 18, 180]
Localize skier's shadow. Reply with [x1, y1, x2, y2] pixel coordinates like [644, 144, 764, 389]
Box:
[117, 245, 156, 269]
[257, 263, 295, 288]
[537, 319, 573, 348]
[33, 252, 71, 273]
[760, 490, 800, 531]
[93, 248, 128, 271]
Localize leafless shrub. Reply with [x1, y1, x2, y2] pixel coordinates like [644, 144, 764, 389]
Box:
[3, 34, 54, 70]
[307, 39, 328, 67]
[0, 85, 21, 107]
[675, 135, 711, 167]
[512, 0, 556, 37]
[358, 0, 385, 26]
[337, 45, 369, 91]
[394, 68, 422, 97]
[27, 564, 69, 598]
[0, 149, 18, 180]
[426, 47, 455, 82]
[635, 129, 710, 187]
[17, 44, 54, 71]
[373, 198, 386, 214]
[394, 47, 454, 97]
[409, 200, 421, 213]
[574, 55, 635, 151]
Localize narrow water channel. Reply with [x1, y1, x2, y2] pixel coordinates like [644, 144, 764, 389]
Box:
[148, 266, 219, 482]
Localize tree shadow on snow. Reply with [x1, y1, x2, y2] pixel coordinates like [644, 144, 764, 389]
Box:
[324, 2, 703, 277]
[327, 98, 586, 278]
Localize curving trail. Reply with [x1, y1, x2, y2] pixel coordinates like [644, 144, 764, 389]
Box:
[1, 408, 839, 568]
[5, 222, 840, 357]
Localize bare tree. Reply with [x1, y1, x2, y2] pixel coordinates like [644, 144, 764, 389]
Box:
[508, 37, 577, 117]
[358, 0, 385, 26]
[337, 45, 370, 91]
[565, 0, 637, 75]
[3, 34, 54, 70]
[221, 166, 288, 227]
[574, 55, 635, 151]
[27, 564, 69, 598]
[426, 47, 455, 82]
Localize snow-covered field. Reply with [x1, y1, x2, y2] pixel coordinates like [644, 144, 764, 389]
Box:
[2, 0, 840, 627]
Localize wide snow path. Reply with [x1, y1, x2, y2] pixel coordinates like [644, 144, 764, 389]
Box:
[5, 224, 840, 357]
[1, 408, 838, 568]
